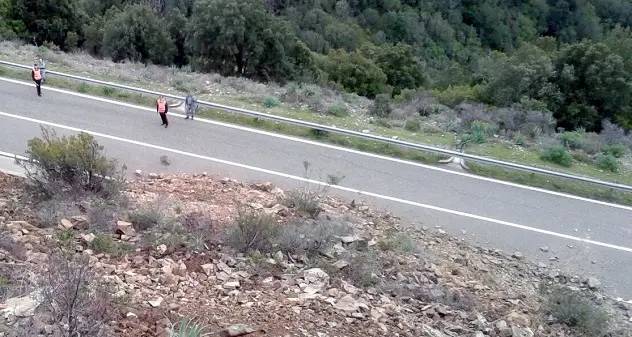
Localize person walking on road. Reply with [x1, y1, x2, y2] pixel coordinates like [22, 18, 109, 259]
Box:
[38, 58, 47, 83]
[156, 95, 169, 128]
[31, 64, 43, 97]
[184, 93, 197, 120]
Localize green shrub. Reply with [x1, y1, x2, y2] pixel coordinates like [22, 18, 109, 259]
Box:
[283, 189, 321, 218]
[226, 208, 279, 253]
[543, 285, 609, 337]
[369, 94, 393, 117]
[603, 143, 627, 158]
[77, 83, 90, 93]
[540, 146, 573, 167]
[21, 126, 126, 198]
[127, 208, 163, 231]
[102, 86, 117, 96]
[327, 103, 349, 117]
[470, 120, 496, 144]
[89, 234, 132, 257]
[404, 120, 421, 132]
[595, 154, 620, 172]
[432, 84, 481, 106]
[167, 317, 212, 337]
[264, 96, 280, 108]
[559, 131, 584, 150]
[374, 118, 392, 128]
[572, 151, 593, 164]
[512, 133, 526, 146]
[275, 219, 351, 257]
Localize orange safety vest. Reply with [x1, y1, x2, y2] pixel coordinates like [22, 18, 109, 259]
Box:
[33, 68, 42, 80]
[157, 99, 167, 113]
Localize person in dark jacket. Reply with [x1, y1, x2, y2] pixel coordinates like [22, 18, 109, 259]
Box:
[184, 93, 197, 120]
[31, 64, 42, 97]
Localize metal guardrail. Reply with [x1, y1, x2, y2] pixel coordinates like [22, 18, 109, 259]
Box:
[1, 59, 632, 192]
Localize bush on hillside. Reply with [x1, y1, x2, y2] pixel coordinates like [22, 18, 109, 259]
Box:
[603, 143, 627, 158]
[559, 131, 585, 150]
[540, 146, 573, 167]
[369, 94, 393, 118]
[21, 126, 126, 199]
[595, 154, 620, 172]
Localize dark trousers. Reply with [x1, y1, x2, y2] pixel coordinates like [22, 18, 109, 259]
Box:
[34, 79, 41, 96]
[159, 112, 168, 125]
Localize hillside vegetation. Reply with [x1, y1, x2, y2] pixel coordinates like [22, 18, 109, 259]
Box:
[3, 0, 632, 131]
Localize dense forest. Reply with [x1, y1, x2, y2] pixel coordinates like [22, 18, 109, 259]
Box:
[2, 0, 632, 132]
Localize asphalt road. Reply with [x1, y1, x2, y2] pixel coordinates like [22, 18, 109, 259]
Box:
[1, 77, 632, 300]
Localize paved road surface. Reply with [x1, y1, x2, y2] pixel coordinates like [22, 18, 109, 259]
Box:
[1, 77, 631, 300]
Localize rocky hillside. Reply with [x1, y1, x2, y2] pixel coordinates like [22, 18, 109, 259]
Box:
[0, 171, 630, 337]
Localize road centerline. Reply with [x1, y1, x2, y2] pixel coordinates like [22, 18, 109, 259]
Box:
[1, 109, 631, 254]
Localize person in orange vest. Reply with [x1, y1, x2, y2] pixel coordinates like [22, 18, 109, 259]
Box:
[156, 95, 169, 128]
[31, 64, 42, 97]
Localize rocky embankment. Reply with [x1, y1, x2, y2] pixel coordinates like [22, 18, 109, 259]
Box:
[0, 172, 630, 337]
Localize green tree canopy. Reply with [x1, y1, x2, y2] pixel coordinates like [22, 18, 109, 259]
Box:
[186, 0, 313, 83]
[553, 40, 632, 131]
[318, 49, 388, 98]
[11, 0, 86, 49]
[101, 3, 176, 64]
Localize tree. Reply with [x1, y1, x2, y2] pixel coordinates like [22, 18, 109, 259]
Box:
[318, 49, 387, 98]
[552, 40, 632, 131]
[101, 3, 176, 65]
[482, 43, 561, 107]
[186, 0, 313, 83]
[11, 0, 87, 49]
[360, 42, 427, 96]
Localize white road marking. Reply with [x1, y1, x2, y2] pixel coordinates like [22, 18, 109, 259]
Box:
[1, 76, 632, 211]
[1, 110, 632, 254]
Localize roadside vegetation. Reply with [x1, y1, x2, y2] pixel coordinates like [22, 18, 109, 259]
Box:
[2, 0, 632, 204]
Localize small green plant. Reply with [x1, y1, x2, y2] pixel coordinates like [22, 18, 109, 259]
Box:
[595, 153, 620, 172]
[404, 119, 421, 132]
[343, 249, 382, 288]
[54, 229, 76, 249]
[89, 234, 131, 257]
[327, 103, 349, 117]
[602, 143, 627, 158]
[540, 146, 573, 167]
[559, 131, 584, 150]
[572, 151, 593, 164]
[378, 232, 416, 254]
[77, 83, 90, 93]
[284, 189, 321, 218]
[226, 208, 279, 253]
[167, 317, 213, 337]
[512, 133, 525, 146]
[369, 94, 392, 117]
[542, 285, 610, 337]
[469, 120, 495, 144]
[102, 86, 117, 96]
[263, 96, 280, 108]
[127, 208, 163, 231]
[275, 219, 351, 257]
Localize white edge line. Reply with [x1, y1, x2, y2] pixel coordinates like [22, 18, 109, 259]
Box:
[2, 109, 632, 255]
[1, 76, 632, 212]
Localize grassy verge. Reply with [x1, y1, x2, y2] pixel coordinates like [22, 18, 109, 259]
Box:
[2, 65, 632, 205]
